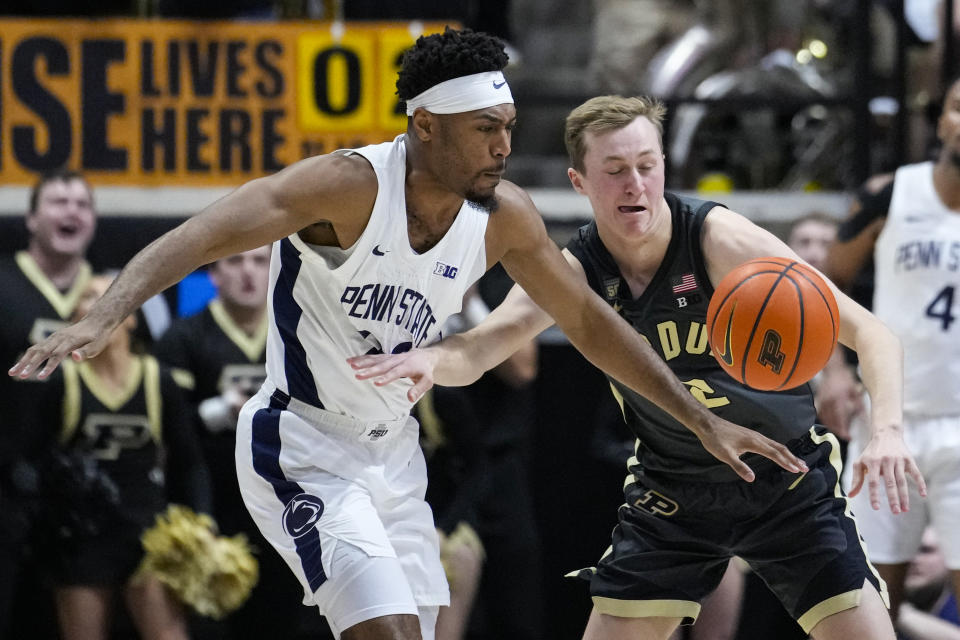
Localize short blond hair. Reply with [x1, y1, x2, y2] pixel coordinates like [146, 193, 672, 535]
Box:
[564, 95, 666, 173]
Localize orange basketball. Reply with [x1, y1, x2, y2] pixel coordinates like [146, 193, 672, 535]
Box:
[705, 257, 839, 391]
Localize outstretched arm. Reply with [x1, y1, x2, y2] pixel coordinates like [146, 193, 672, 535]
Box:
[10, 154, 375, 380]
[495, 197, 808, 481]
[838, 298, 926, 513]
[701, 206, 925, 513]
[355, 186, 808, 482]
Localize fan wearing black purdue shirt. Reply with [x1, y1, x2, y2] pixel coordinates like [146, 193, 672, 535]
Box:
[154, 246, 303, 640]
[0, 245, 93, 471]
[0, 170, 96, 637]
[28, 275, 211, 640]
[349, 96, 926, 640]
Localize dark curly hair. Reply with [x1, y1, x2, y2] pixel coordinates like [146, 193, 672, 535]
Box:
[396, 27, 509, 101]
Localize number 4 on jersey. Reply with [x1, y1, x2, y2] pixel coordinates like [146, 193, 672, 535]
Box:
[925, 285, 956, 331]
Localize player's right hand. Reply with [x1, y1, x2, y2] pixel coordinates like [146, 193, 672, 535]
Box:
[8, 317, 111, 380]
[697, 416, 808, 482]
[348, 349, 440, 402]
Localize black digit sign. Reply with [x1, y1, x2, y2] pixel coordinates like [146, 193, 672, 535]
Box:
[312, 47, 360, 115]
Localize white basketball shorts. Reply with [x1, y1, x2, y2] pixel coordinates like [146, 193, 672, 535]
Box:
[235, 386, 449, 633]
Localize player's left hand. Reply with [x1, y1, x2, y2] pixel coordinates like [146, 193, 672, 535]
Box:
[847, 430, 926, 514]
[348, 349, 439, 402]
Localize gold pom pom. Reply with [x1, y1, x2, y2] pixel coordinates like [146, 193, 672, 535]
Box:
[136, 504, 259, 619]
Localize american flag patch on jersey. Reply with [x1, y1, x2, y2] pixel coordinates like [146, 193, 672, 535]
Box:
[671, 273, 698, 293]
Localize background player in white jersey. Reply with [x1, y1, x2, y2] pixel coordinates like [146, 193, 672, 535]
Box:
[10, 29, 809, 640]
[349, 95, 926, 640]
[827, 76, 960, 628]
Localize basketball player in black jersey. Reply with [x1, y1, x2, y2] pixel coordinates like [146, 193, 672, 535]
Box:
[155, 246, 305, 639]
[0, 169, 96, 638]
[349, 95, 927, 640]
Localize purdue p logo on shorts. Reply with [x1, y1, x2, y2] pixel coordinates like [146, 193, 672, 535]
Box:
[282, 493, 325, 538]
[633, 489, 679, 517]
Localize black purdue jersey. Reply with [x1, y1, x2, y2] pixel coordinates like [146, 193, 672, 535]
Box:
[567, 193, 816, 482]
[155, 300, 267, 406]
[42, 355, 210, 526]
[154, 300, 266, 533]
[0, 252, 92, 464]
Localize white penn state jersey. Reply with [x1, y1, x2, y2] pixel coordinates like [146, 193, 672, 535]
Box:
[874, 161, 960, 415]
[264, 135, 489, 421]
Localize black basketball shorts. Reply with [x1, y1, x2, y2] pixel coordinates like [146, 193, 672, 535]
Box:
[572, 426, 888, 634]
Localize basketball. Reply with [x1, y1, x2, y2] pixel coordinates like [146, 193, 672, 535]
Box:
[705, 257, 839, 391]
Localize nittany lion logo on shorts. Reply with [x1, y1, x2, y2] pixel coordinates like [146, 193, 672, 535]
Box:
[282, 493, 325, 538]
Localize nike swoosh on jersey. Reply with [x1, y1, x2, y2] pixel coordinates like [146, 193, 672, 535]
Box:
[372, 245, 388, 256]
[716, 304, 736, 367]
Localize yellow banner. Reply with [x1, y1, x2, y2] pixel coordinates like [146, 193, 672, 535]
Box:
[0, 19, 450, 186]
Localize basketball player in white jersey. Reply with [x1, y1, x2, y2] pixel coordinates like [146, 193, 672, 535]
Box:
[10, 29, 810, 640]
[827, 76, 960, 628]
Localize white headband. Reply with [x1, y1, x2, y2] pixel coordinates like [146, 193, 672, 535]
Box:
[405, 71, 513, 116]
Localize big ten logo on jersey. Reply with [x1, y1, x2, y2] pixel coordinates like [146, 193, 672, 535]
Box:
[217, 363, 267, 396]
[81, 414, 154, 460]
[633, 489, 679, 517]
[675, 293, 703, 308]
[433, 262, 458, 280]
[29, 318, 69, 346]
